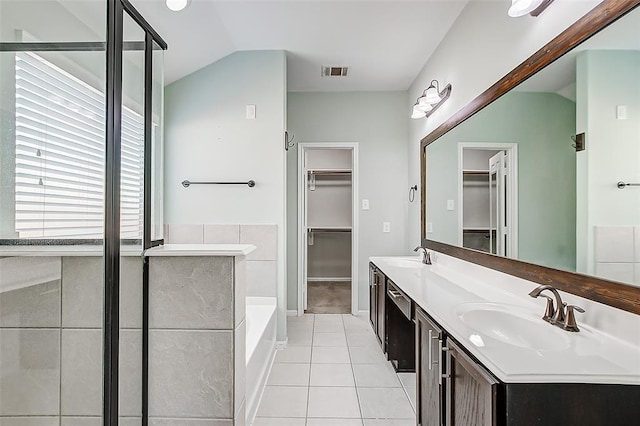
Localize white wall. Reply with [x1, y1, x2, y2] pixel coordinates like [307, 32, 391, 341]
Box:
[164, 50, 288, 340]
[287, 92, 409, 312]
[408, 0, 601, 245]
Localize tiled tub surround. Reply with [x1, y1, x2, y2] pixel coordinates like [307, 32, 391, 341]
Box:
[164, 224, 278, 298]
[370, 253, 640, 384]
[0, 249, 143, 424]
[594, 226, 640, 286]
[146, 244, 255, 425]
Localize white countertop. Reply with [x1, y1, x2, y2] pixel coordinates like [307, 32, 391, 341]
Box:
[0, 245, 143, 257]
[144, 244, 256, 257]
[370, 255, 640, 385]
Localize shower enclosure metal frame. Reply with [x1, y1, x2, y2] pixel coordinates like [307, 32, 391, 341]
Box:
[0, 1, 167, 424]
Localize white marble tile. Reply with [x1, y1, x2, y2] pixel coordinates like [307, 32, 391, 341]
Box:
[594, 226, 634, 263]
[348, 346, 388, 365]
[0, 280, 60, 328]
[0, 419, 59, 426]
[267, 363, 310, 386]
[353, 363, 401, 388]
[61, 257, 103, 328]
[357, 388, 415, 419]
[255, 386, 308, 418]
[149, 257, 234, 329]
[119, 330, 142, 417]
[313, 332, 347, 347]
[252, 418, 305, 426]
[61, 329, 102, 416]
[398, 373, 417, 411]
[234, 257, 247, 328]
[309, 364, 355, 387]
[234, 321, 246, 418]
[149, 330, 233, 418]
[314, 321, 344, 333]
[204, 225, 240, 244]
[311, 346, 351, 364]
[167, 224, 204, 244]
[149, 420, 232, 425]
[274, 345, 312, 363]
[307, 387, 360, 418]
[246, 261, 277, 298]
[307, 420, 363, 426]
[120, 257, 143, 329]
[240, 225, 277, 261]
[0, 329, 59, 415]
[596, 262, 635, 285]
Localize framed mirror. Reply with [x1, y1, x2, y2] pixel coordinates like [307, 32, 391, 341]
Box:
[420, 0, 640, 314]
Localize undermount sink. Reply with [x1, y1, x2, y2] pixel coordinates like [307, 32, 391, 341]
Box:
[457, 303, 570, 351]
[385, 258, 426, 268]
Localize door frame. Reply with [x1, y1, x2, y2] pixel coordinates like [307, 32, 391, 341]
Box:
[457, 142, 518, 258]
[297, 142, 359, 315]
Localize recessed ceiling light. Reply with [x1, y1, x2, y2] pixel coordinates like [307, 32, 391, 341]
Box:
[166, 0, 190, 12]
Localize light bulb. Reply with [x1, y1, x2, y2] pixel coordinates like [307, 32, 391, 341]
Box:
[411, 105, 426, 119]
[166, 0, 189, 12]
[424, 84, 441, 105]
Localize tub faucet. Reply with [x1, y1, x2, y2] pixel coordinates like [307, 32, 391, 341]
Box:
[413, 246, 432, 265]
[528, 284, 565, 324]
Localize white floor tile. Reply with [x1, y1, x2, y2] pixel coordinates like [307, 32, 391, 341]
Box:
[274, 346, 312, 364]
[313, 332, 347, 347]
[358, 387, 415, 419]
[288, 314, 315, 324]
[310, 364, 355, 387]
[312, 346, 351, 364]
[307, 419, 363, 425]
[307, 387, 361, 418]
[252, 418, 306, 425]
[314, 321, 345, 333]
[347, 334, 380, 348]
[348, 346, 388, 365]
[314, 314, 344, 323]
[363, 420, 415, 426]
[288, 329, 313, 346]
[255, 386, 308, 418]
[353, 364, 401, 388]
[398, 373, 417, 411]
[267, 363, 310, 386]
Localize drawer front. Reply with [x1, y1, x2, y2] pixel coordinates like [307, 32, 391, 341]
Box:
[387, 280, 411, 318]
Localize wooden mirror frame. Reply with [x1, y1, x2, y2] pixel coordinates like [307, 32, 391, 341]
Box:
[420, 0, 640, 315]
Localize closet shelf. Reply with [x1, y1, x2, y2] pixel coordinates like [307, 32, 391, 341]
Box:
[462, 170, 490, 175]
[307, 226, 352, 233]
[307, 169, 352, 176]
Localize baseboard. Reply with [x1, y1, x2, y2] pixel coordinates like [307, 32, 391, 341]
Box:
[307, 277, 351, 282]
[287, 310, 298, 316]
[358, 310, 369, 317]
[276, 339, 288, 350]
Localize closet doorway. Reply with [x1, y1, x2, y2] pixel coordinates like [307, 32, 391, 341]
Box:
[298, 143, 359, 315]
[458, 143, 518, 257]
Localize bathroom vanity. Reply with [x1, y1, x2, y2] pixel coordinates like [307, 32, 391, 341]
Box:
[369, 256, 640, 425]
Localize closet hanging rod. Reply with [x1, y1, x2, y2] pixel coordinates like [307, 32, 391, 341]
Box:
[182, 179, 256, 188]
[617, 181, 640, 189]
[308, 227, 352, 233]
[307, 170, 352, 176]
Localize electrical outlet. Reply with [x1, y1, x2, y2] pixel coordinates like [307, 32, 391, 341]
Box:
[447, 200, 454, 211]
[246, 104, 256, 119]
[617, 105, 628, 120]
[383, 222, 391, 233]
[362, 199, 370, 210]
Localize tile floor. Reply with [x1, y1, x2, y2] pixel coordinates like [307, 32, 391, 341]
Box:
[253, 314, 416, 426]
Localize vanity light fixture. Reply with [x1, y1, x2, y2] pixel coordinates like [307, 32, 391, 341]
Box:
[508, 0, 554, 17]
[411, 79, 452, 119]
[166, 0, 190, 12]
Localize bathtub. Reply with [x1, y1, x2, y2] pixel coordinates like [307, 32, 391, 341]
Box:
[245, 296, 277, 423]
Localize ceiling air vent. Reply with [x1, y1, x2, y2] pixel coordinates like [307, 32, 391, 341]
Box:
[321, 66, 349, 77]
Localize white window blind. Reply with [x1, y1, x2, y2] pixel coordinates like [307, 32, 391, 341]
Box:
[15, 52, 144, 239]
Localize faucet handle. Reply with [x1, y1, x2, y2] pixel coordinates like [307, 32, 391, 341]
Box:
[563, 305, 585, 332]
[539, 295, 555, 322]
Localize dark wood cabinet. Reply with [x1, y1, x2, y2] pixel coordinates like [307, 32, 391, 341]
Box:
[368, 263, 386, 350]
[386, 280, 415, 372]
[415, 307, 444, 426]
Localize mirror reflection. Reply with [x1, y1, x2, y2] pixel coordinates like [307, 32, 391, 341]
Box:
[425, 7, 640, 286]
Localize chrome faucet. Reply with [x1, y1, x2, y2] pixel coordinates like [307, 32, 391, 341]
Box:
[528, 285, 585, 332]
[413, 246, 432, 265]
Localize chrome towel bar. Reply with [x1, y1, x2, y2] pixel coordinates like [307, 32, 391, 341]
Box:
[182, 179, 256, 188]
[617, 181, 640, 189]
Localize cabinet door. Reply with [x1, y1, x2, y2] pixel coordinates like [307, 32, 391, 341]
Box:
[376, 273, 386, 349]
[415, 307, 444, 426]
[446, 339, 498, 426]
[369, 264, 377, 331]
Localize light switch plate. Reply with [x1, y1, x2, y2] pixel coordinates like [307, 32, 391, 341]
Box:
[246, 104, 256, 119]
[383, 222, 391, 233]
[617, 105, 628, 120]
[447, 200, 454, 211]
[362, 199, 370, 210]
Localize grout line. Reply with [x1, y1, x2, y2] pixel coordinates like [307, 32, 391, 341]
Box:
[344, 315, 365, 425]
[304, 314, 315, 424]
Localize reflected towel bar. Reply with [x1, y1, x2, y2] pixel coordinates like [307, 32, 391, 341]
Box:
[182, 179, 256, 188]
[617, 181, 640, 189]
